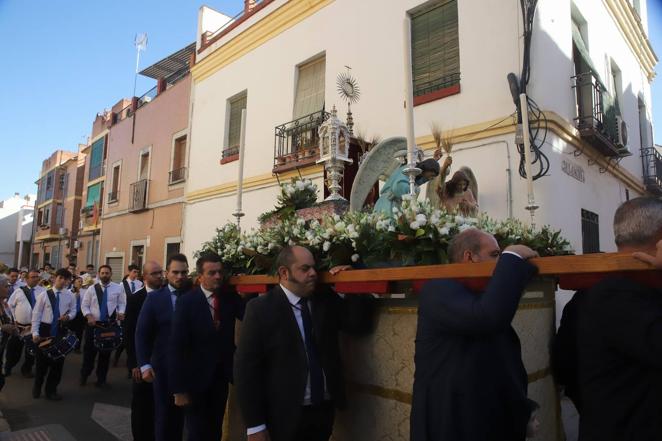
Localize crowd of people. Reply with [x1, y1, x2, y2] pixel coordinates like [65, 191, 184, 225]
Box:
[0, 196, 659, 441]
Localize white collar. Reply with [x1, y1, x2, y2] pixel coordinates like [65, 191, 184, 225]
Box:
[200, 286, 214, 299]
[280, 284, 304, 305]
[145, 286, 157, 293]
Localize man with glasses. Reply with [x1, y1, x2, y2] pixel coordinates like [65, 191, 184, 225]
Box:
[126, 261, 163, 441]
[5, 269, 43, 377]
[80, 264, 126, 388]
[136, 254, 189, 441]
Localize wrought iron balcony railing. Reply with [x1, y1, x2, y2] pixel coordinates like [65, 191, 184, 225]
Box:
[129, 179, 149, 212]
[169, 167, 187, 185]
[571, 71, 627, 157]
[273, 110, 329, 172]
[642, 147, 662, 195]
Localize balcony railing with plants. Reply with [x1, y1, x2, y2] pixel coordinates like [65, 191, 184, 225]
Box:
[273, 110, 329, 173]
[572, 70, 628, 157]
[642, 147, 662, 195]
[169, 167, 187, 185]
[129, 179, 149, 212]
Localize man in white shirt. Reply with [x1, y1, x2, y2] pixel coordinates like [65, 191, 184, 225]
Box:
[123, 264, 144, 295]
[6, 268, 20, 294]
[31, 268, 76, 401]
[80, 264, 126, 388]
[5, 269, 43, 377]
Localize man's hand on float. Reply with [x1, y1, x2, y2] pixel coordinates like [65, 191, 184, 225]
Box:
[248, 430, 271, 441]
[174, 393, 191, 407]
[504, 245, 539, 260]
[141, 367, 155, 383]
[329, 265, 352, 275]
[633, 239, 662, 269]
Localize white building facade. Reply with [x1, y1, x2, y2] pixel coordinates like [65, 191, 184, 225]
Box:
[0, 193, 35, 268]
[183, 0, 657, 257]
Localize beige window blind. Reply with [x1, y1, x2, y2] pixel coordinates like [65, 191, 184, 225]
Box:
[293, 57, 326, 119]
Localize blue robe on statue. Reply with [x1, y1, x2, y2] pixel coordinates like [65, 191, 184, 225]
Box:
[374, 165, 418, 215]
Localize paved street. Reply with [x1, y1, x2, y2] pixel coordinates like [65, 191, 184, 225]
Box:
[0, 351, 132, 440]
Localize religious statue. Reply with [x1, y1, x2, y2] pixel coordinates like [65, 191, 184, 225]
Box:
[438, 167, 479, 216]
[348, 137, 440, 214]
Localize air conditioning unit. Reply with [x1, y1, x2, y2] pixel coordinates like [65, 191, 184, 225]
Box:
[73, 241, 81, 249]
[59, 227, 68, 236]
[615, 115, 629, 150]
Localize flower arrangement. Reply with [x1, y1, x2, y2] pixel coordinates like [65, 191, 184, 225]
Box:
[197, 191, 573, 274]
[258, 178, 319, 223]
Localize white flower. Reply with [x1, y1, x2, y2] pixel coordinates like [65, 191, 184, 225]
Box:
[323, 241, 331, 252]
[288, 239, 295, 246]
[388, 225, 396, 232]
[351, 254, 360, 262]
[335, 222, 346, 231]
[410, 221, 420, 230]
[415, 214, 427, 226]
[438, 227, 450, 236]
[333, 214, 341, 222]
[458, 224, 473, 232]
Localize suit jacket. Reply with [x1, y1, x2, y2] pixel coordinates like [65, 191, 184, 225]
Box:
[410, 253, 537, 441]
[169, 286, 244, 396]
[125, 287, 148, 371]
[577, 276, 662, 441]
[135, 287, 175, 372]
[234, 285, 371, 441]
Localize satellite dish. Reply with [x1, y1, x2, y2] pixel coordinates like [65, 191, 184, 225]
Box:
[135, 33, 148, 51]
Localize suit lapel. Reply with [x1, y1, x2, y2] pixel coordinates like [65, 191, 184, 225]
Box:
[311, 291, 326, 346]
[195, 287, 215, 331]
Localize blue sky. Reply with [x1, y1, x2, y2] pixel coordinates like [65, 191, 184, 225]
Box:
[1, 0, 662, 202]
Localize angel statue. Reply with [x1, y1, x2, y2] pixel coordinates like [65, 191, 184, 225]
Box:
[349, 137, 440, 215]
[437, 167, 479, 216]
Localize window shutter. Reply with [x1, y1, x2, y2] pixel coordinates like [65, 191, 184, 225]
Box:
[411, 0, 459, 97]
[228, 94, 247, 149]
[293, 57, 326, 119]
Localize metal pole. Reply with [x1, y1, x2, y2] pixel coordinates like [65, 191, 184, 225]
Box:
[402, 16, 421, 196]
[233, 109, 247, 230]
[519, 93, 539, 225]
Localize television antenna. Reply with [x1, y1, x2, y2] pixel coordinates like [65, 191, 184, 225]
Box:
[133, 33, 148, 98]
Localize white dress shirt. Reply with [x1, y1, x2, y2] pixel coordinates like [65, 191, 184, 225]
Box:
[247, 285, 329, 436]
[200, 286, 216, 319]
[125, 277, 144, 294]
[8, 285, 44, 325]
[31, 288, 76, 337]
[81, 281, 126, 320]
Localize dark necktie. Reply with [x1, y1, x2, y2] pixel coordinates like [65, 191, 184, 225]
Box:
[131, 281, 135, 293]
[299, 297, 324, 405]
[100, 286, 109, 321]
[29, 288, 35, 308]
[51, 292, 61, 337]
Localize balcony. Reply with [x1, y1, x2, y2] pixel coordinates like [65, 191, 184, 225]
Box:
[642, 147, 662, 195]
[169, 167, 187, 185]
[201, 0, 271, 50]
[572, 71, 628, 157]
[129, 179, 149, 212]
[89, 160, 106, 182]
[273, 110, 329, 173]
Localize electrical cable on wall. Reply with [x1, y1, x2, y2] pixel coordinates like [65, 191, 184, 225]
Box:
[508, 0, 550, 181]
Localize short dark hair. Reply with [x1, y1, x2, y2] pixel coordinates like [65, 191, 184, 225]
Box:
[98, 264, 112, 273]
[416, 158, 441, 176]
[55, 268, 72, 280]
[527, 398, 540, 413]
[8, 268, 19, 274]
[86, 264, 95, 269]
[128, 264, 139, 272]
[44, 263, 52, 268]
[447, 228, 484, 263]
[614, 197, 662, 248]
[28, 268, 40, 275]
[196, 252, 222, 275]
[275, 246, 297, 272]
[166, 253, 188, 270]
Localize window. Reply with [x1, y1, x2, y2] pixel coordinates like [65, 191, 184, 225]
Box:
[170, 135, 187, 184]
[109, 164, 121, 202]
[139, 151, 150, 181]
[62, 173, 69, 199]
[581, 209, 600, 253]
[131, 245, 145, 270]
[165, 242, 181, 264]
[37, 209, 43, 226]
[411, 0, 460, 101]
[55, 204, 63, 227]
[224, 92, 247, 158]
[52, 246, 60, 269]
[86, 182, 103, 208]
[45, 171, 55, 200]
[608, 59, 622, 113]
[43, 206, 51, 226]
[89, 136, 106, 181]
[293, 56, 325, 119]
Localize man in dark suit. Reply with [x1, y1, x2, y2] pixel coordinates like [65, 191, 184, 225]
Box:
[410, 228, 539, 441]
[169, 252, 245, 440]
[573, 197, 662, 441]
[235, 245, 370, 441]
[126, 261, 163, 441]
[136, 254, 189, 441]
